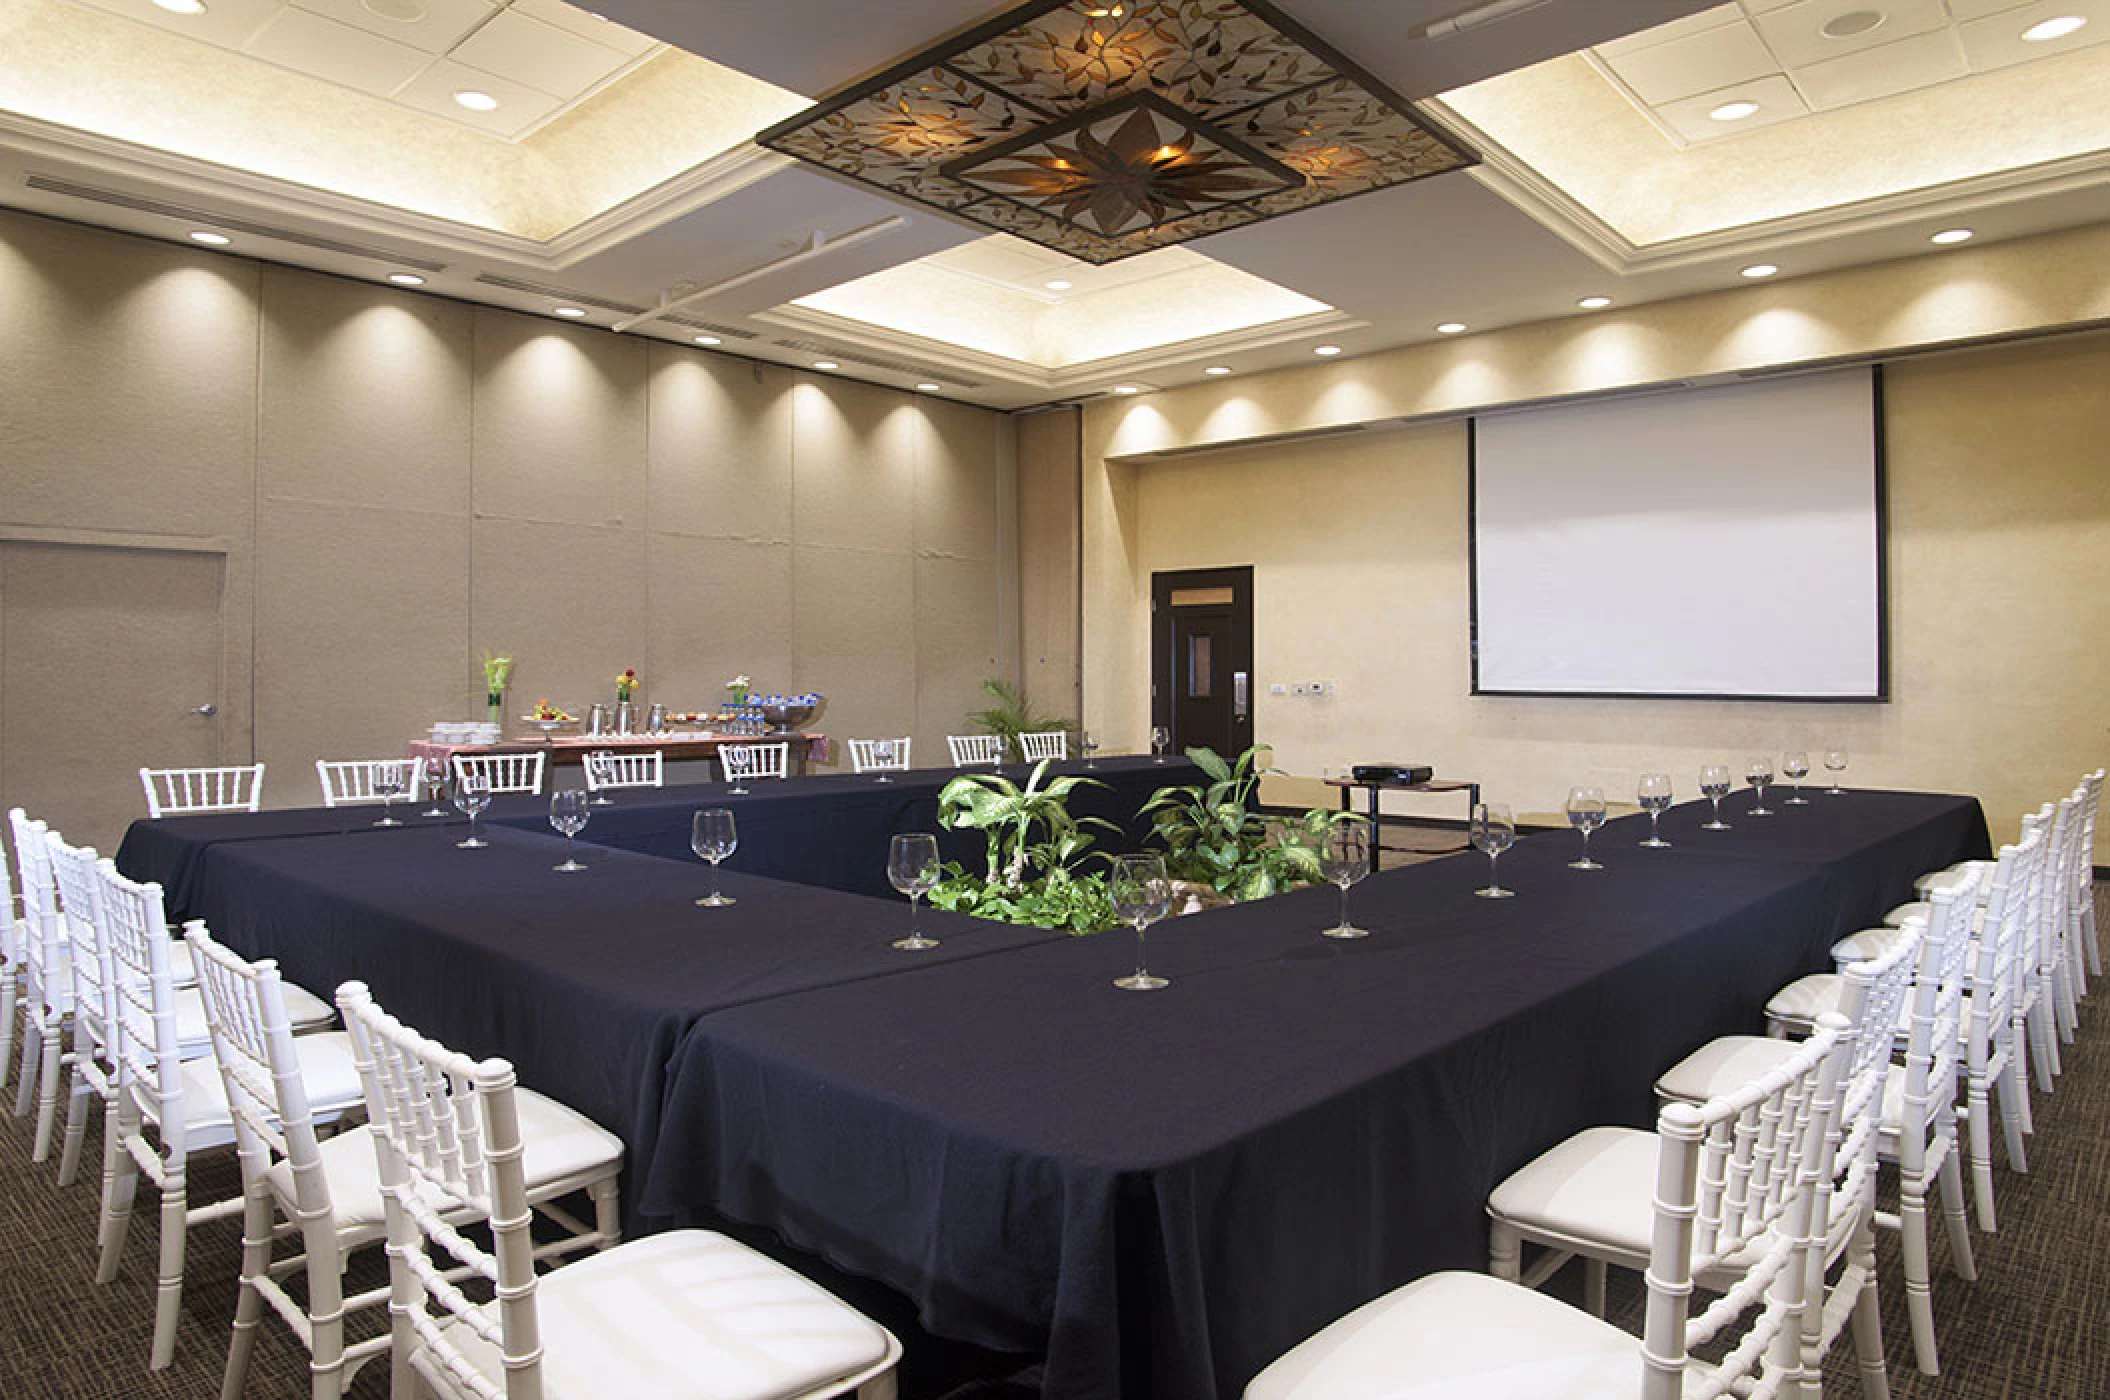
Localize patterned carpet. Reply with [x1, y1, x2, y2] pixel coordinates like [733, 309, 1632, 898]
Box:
[0, 888, 2103, 1398]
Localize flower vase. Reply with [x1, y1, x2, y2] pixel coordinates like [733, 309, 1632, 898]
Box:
[486, 691, 504, 731]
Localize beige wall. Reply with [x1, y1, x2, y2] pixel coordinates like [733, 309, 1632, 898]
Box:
[1076, 225, 2110, 860]
[1016, 406, 1081, 724]
[0, 209, 1017, 846]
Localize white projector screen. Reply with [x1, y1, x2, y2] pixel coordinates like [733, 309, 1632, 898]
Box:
[1471, 368, 1885, 699]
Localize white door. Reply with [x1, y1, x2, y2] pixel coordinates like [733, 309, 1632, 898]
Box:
[1, 541, 227, 852]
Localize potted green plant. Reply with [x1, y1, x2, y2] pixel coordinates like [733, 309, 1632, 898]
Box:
[966, 678, 1076, 763]
[1140, 743, 1360, 904]
[926, 759, 1120, 933]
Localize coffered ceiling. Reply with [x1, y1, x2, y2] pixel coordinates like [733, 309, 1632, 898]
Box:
[2, 0, 2108, 409]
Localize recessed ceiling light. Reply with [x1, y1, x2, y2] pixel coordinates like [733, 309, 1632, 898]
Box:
[1930, 228, 1974, 246]
[1708, 100, 1760, 122]
[152, 0, 207, 13]
[1204, 365, 1232, 376]
[1740, 263, 1780, 279]
[1044, 279, 1073, 291]
[387, 272, 425, 286]
[452, 90, 499, 112]
[2022, 15, 2086, 42]
[554, 306, 587, 318]
[361, 0, 426, 21]
[915, 382, 941, 392]
[1435, 322, 1468, 334]
[1111, 384, 1141, 395]
[1818, 9, 1885, 40]
[693, 335, 721, 346]
[1313, 344, 1342, 356]
[1577, 295, 1612, 309]
[187, 230, 231, 245]
[813, 360, 839, 370]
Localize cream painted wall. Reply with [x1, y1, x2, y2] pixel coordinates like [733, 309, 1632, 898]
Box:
[1098, 331, 2110, 861]
[0, 209, 1018, 846]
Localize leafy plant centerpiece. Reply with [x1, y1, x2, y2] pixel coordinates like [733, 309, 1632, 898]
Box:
[927, 759, 1120, 934]
[967, 678, 1076, 763]
[1141, 744, 1359, 903]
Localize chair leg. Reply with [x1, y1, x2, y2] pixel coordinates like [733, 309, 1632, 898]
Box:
[1899, 1167, 1941, 1376]
[96, 1110, 141, 1286]
[2055, 964, 2079, 1044]
[2029, 999, 2059, 1088]
[220, 1186, 273, 1400]
[11, 1014, 37, 1120]
[2009, 1024, 2037, 1136]
[1848, 1221, 1891, 1400]
[1487, 1220, 1522, 1283]
[150, 1169, 189, 1369]
[56, 1030, 96, 1186]
[1995, 1060, 2029, 1175]
[590, 1174, 622, 1251]
[1936, 1146, 1977, 1283]
[0, 975, 17, 1103]
[30, 1024, 64, 1162]
[1582, 1257, 1608, 1319]
[1965, 1077, 1997, 1234]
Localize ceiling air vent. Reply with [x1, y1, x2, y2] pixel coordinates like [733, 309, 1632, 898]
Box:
[768, 338, 982, 390]
[1136, 422, 1368, 459]
[659, 314, 758, 340]
[23, 174, 448, 272]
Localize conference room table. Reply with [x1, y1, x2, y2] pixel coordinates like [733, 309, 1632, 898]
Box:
[116, 777, 1987, 1400]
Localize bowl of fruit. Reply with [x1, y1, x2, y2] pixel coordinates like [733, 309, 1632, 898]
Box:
[523, 700, 578, 734]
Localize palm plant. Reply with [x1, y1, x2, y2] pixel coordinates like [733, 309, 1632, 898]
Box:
[966, 678, 1076, 763]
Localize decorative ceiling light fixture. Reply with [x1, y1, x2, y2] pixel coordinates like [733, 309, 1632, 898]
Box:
[757, 0, 1475, 264]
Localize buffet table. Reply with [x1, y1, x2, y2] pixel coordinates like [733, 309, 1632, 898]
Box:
[407, 728, 831, 771]
[115, 780, 1988, 1400]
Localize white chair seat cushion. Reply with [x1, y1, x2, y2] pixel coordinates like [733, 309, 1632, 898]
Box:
[175, 978, 335, 1054]
[1915, 862, 1992, 895]
[417, 1230, 898, 1400]
[1654, 1035, 1802, 1107]
[1245, 1270, 1639, 1400]
[1882, 902, 1931, 930]
[1767, 973, 1918, 1039]
[1486, 1127, 1659, 1264]
[278, 1084, 623, 1231]
[176, 1031, 366, 1141]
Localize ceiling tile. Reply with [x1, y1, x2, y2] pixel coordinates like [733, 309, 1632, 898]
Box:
[287, 0, 497, 57]
[1594, 3, 1744, 57]
[448, 9, 630, 98]
[1943, 0, 2043, 17]
[393, 56, 563, 135]
[1749, 0, 1947, 69]
[510, 0, 656, 58]
[1791, 26, 1968, 107]
[1598, 16, 1781, 103]
[1653, 71, 1810, 141]
[244, 6, 433, 96]
[1958, 0, 2109, 69]
[68, 0, 281, 49]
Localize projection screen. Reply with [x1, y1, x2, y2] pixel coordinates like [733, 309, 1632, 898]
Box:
[1470, 368, 1885, 699]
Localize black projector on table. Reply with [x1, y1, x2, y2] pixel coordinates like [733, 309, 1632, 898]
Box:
[1352, 764, 1434, 785]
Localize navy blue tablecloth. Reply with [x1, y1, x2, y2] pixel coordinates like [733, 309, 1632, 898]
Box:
[649, 790, 1988, 1399]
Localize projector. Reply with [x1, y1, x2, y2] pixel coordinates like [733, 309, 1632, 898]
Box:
[1351, 764, 1434, 786]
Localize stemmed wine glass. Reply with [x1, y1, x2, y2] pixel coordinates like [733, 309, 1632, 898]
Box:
[886, 833, 941, 950]
[1080, 732, 1100, 769]
[1781, 751, 1811, 805]
[548, 790, 590, 872]
[453, 772, 491, 849]
[1565, 786, 1607, 869]
[1150, 726, 1170, 763]
[1637, 773, 1673, 848]
[1824, 748, 1849, 795]
[1699, 765, 1733, 830]
[1745, 755, 1775, 817]
[872, 738, 898, 784]
[1471, 803, 1516, 899]
[418, 756, 451, 817]
[372, 764, 405, 828]
[1318, 819, 1371, 938]
[1110, 854, 1172, 990]
[586, 751, 616, 804]
[691, 808, 737, 907]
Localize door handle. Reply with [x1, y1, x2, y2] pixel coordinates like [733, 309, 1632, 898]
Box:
[191, 704, 218, 717]
[1233, 671, 1249, 721]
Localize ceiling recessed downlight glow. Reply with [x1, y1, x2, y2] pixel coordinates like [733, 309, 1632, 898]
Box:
[1577, 295, 1612, 309]
[813, 360, 839, 370]
[187, 230, 230, 245]
[1313, 344, 1342, 356]
[1044, 279, 1073, 291]
[693, 335, 721, 346]
[361, 0, 428, 21]
[1111, 384, 1141, 394]
[1740, 263, 1780, 279]
[387, 272, 425, 286]
[554, 306, 587, 318]
[915, 382, 941, 391]
[1204, 365, 1232, 375]
[1930, 228, 1974, 245]
[151, 0, 208, 13]
[2022, 15, 2086, 42]
[1708, 100, 1760, 122]
[1435, 321, 1467, 334]
[452, 90, 499, 112]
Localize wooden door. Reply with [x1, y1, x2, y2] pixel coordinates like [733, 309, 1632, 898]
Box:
[1151, 567, 1254, 762]
[1, 542, 227, 851]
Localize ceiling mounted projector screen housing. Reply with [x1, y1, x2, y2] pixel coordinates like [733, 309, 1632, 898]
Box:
[1471, 368, 1885, 700]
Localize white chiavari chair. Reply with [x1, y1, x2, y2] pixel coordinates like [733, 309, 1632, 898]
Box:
[849, 738, 913, 775]
[2075, 768, 2103, 981]
[946, 734, 1004, 767]
[580, 750, 663, 793]
[1017, 730, 1067, 762]
[721, 741, 790, 784]
[49, 832, 121, 1189]
[336, 980, 899, 1400]
[449, 751, 545, 797]
[10, 809, 69, 1160]
[1247, 1016, 1851, 1400]
[0, 823, 20, 1119]
[140, 764, 266, 818]
[315, 758, 419, 809]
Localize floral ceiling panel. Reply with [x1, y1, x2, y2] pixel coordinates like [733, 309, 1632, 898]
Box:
[756, 0, 1476, 264]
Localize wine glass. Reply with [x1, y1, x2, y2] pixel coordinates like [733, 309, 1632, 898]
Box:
[586, 751, 616, 804]
[1110, 854, 1172, 990]
[886, 833, 941, 950]
[1150, 726, 1170, 764]
[1781, 750, 1811, 805]
[1470, 803, 1516, 899]
[691, 808, 737, 907]
[1565, 786, 1607, 869]
[1318, 820, 1371, 938]
[417, 756, 450, 817]
[872, 738, 898, 784]
[371, 763, 405, 828]
[1824, 748, 1849, 795]
[1699, 765, 1733, 830]
[1080, 731, 1100, 769]
[1745, 755, 1775, 818]
[1637, 773, 1673, 849]
[453, 772, 491, 849]
[548, 790, 590, 872]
